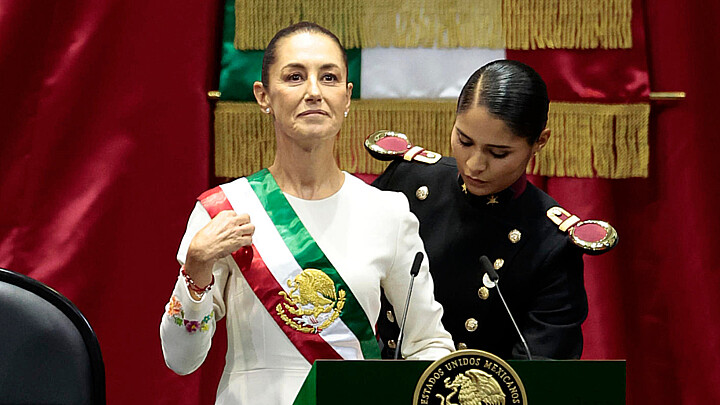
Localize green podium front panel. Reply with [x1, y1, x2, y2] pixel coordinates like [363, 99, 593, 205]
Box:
[294, 359, 625, 405]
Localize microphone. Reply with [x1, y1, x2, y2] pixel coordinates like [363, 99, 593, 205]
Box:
[479, 256, 533, 360]
[482, 256, 500, 283]
[395, 252, 424, 359]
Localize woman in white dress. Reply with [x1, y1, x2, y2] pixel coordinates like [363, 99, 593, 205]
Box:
[160, 21, 453, 405]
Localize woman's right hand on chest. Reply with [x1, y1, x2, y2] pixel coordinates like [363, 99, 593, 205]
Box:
[184, 211, 255, 284]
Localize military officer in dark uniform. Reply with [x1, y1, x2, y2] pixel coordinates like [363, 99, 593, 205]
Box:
[369, 60, 617, 359]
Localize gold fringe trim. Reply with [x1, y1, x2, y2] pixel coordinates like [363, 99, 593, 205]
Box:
[234, 0, 632, 50]
[214, 102, 275, 177]
[532, 102, 649, 178]
[503, 0, 633, 49]
[214, 100, 649, 178]
[234, 0, 503, 49]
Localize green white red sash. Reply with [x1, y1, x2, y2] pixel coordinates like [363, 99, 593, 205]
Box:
[197, 169, 380, 363]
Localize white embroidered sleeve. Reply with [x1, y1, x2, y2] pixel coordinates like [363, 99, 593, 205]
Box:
[160, 202, 229, 375]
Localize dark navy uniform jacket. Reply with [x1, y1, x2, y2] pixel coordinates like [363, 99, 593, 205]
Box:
[374, 157, 588, 360]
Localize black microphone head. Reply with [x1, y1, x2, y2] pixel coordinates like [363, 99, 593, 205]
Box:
[410, 252, 424, 276]
[479, 255, 499, 282]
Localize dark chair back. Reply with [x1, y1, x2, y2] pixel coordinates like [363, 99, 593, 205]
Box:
[0, 268, 105, 404]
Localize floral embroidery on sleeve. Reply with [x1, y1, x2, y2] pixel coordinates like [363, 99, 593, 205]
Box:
[166, 295, 214, 334]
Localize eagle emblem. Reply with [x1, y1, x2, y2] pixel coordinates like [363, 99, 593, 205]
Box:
[276, 268, 345, 333]
[437, 370, 505, 405]
[413, 350, 526, 405]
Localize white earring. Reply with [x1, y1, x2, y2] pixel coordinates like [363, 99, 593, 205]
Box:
[265, 108, 270, 113]
[344, 111, 348, 117]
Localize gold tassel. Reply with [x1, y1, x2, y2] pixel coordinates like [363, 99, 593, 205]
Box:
[214, 102, 276, 177]
[339, 100, 457, 173]
[235, 0, 503, 49]
[234, 0, 631, 50]
[214, 100, 649, 178]
[503, 0, 632, 49]
[531, 102, 649, 178]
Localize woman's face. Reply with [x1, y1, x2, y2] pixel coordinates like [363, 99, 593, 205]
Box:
[255, 32, 352, 144]
[451, 106, 548, 196]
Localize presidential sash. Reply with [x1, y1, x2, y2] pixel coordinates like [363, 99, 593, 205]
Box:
[197, 169, 381, 364]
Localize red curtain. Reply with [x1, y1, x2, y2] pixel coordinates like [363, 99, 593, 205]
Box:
[0, 1, 224, 403]
[529, 1, 720, 403]
[1, 1, 718, 404]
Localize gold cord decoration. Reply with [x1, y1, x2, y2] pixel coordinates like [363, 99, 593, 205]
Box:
[234, 0, 631, 50]
[214, 100, 649, 178]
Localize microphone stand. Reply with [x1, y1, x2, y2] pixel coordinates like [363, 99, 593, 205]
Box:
[395, 252, 424, 359]
[480, 256, 533, 360]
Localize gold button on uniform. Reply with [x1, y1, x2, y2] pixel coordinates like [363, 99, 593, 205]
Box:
[386, 310, 395, 323]
[457, 342, 467, 350]
[508, 229, 522, 243]
[494, 258, 504, 270]
[387, 339, 397, 349]
[415, 186, 429, 200]
[478, 286, 490, 300]
[465, 318, 478, 332]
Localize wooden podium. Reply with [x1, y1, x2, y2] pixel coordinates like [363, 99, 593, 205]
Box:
[294, 359, 625, 404]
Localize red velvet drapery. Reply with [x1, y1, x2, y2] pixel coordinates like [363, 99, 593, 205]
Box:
[1, 1, 718, 403]
[0, 1, 222, 403]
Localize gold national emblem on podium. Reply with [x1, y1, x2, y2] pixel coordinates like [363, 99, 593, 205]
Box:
[276, 268, 345, 334]
[413, 349, 527, 405]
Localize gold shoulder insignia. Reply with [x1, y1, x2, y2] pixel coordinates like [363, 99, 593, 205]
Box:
[364, 130, 442, 164]
[546, 206, 619, 254]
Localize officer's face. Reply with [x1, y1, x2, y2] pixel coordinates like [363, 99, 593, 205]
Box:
[451, 106, 549, 196]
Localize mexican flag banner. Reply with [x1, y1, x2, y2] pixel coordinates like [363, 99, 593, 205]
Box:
[214, 0, 649, 179]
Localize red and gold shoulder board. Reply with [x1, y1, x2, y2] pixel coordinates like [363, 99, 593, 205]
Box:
[364, 130, 442, 164]
[546, 206, 618, 254]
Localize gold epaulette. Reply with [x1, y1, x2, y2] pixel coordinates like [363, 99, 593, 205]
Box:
[364, 130, 442, 164]
[546, 206, 618, 254]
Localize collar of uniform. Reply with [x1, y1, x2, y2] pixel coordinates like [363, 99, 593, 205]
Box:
[457, 174, 528, 207]
[509, 174, 528, 199]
